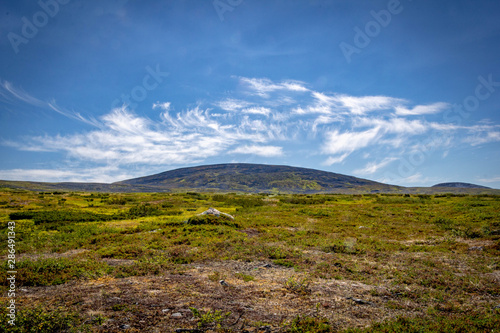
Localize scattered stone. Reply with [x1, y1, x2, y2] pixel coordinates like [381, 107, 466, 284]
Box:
[161, 309, 170, 313]
[262, 263, 272, 268]
[171, 312, 183, 318]
[119, 324, 131, 330]
[219, 279, 229, 287]
[468, 246, 484, 251]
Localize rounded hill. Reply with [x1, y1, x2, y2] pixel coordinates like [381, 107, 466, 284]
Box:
[116, 163, 400, 193]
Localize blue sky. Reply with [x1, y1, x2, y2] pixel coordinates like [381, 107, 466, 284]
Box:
[1, 0, 499, 187]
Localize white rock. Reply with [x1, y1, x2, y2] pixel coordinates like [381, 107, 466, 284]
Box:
[199, 207, 234, 220]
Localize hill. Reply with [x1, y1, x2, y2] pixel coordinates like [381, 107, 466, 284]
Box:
[1, 164, 499, 194]
[432, 182, 490, 189]
[115, 163, 401, 194]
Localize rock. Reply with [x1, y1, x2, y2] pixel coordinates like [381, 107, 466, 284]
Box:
[346, 296, 375, 306]
[162, 309, 170, 313]
[199, 207, 234, 220]
[171, 312, 183, 318]
[468, 246, 484, 251]
[119, 324, 131, 330]
[219, 279, 229, 287]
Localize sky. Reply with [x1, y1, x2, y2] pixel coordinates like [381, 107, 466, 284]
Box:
[0, 0, 499, 188]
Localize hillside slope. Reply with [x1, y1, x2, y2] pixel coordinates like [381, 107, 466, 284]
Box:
[116, 163, 401, 193]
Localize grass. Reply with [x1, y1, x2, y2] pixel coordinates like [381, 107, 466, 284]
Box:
[0, 191, 499, 331]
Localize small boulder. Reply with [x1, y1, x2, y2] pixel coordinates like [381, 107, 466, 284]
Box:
[186, 208, 238, 227]
[199, 207, 234, 220]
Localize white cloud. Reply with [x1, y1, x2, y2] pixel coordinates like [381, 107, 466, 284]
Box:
[216, 98, 252, 111]
[239, 77, 308, 97]
[153, 101, 171, 111]
[335, 95, 405, 115]
[293, 92, 405, 116]
[395, 102, 449, 116]
[231, 145, 284, 157]
[353, 157, 398, 175]
[0, 80, 100, 127]
[242, 107, 271, 116]
[322, 153, 350, 166]
[312, 115, 340, 134]
[5, 76, 498, 183]
[10, 104, 292, 170]
[322, 128, 381, 154]
[355, 117, 428, 134]
[463, 128, 500, 146]
[399, 173, 430, 184]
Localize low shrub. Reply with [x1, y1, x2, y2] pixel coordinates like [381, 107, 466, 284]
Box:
[0, 305, 88, 333]
[187, 214, 239, 227]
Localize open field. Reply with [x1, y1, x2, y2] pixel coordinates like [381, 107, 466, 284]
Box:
[1, 189, 499, 332]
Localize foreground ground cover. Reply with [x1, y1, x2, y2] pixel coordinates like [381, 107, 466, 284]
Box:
[0, 189, 499, 332]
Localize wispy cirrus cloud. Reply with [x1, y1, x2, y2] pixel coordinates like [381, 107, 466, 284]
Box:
[239, 77, 309, 97]
[335, 95, 406, 115]
[354, 157, 398, 175]
[294, 92, 406, 116]
[2, 76, 499, 183]
[0, 80, 101, 127]
[215, 98, 253, 111]
[322, 153, 350, 166]
[322, 128, 381, 155]
[395, 102, 449, 116]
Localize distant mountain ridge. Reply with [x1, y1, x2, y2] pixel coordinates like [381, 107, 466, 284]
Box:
[432, 182, 490, 189]
[115, 163, 400, 193]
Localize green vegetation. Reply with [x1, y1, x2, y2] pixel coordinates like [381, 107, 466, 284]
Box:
[0, 191, 499, 332]
[0, 304, 90, 333]
[190, 307, 232, 330]
[344, 310, 500, 333]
